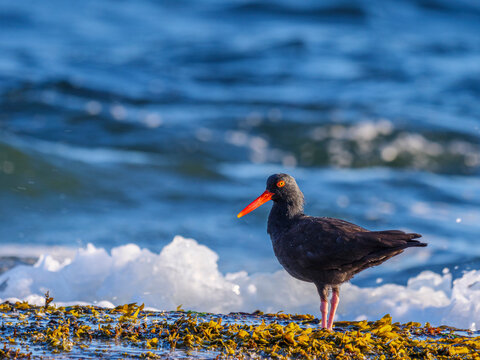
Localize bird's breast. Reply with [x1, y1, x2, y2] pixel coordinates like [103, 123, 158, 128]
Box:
[270, 234, 314, 283]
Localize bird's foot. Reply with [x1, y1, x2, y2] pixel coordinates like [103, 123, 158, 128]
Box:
[319, 324, 333, 332]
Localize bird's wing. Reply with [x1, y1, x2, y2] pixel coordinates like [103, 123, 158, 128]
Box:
[285, 217, 422, 272]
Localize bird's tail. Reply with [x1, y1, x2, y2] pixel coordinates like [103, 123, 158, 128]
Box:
[381, 230, 427, 248]
[405, 236, 427, 248]
[360, 230, 427, 248]
[352, 231, 426, 275]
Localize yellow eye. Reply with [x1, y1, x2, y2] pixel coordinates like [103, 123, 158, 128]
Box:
[277, 180, 285, 188]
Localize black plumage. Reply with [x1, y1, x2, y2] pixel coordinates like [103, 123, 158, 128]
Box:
[238, 173, 427, 330]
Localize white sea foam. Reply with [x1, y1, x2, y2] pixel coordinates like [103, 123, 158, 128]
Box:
[1, 236, 479, 328]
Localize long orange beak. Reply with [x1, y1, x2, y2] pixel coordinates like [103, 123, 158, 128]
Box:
[237, 190, 274, 218]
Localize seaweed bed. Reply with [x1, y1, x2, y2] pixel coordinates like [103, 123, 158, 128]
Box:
[0, 301, 479, 359]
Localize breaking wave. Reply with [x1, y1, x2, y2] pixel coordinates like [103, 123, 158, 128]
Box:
[1, 236, 478, 329]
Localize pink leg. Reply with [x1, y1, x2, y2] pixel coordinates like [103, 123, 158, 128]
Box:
[327, 290, 339, 331]
[320, 299, 328, 329]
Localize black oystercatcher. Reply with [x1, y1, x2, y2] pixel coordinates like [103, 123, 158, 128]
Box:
[237, 173, 427, 330]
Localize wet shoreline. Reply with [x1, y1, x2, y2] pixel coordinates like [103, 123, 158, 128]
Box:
[1, 301, 479, 359]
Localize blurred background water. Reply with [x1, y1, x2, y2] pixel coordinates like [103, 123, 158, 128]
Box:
[1, 0, 479, 289]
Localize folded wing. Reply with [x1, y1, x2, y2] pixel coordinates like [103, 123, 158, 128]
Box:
[286, 217, 425, 274]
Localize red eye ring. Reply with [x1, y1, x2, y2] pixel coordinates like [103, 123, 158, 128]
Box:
[277, 180, 285, 188]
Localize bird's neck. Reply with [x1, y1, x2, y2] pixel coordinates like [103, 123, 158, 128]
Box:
[267, 198, 304, 238]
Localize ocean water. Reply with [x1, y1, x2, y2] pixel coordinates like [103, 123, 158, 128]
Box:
[1, 0, 479, 327]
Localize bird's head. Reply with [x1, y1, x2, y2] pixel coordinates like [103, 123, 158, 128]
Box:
[237, 173, 304, 218]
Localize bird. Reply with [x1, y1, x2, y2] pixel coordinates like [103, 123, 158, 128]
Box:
[237, 173, 427, 330]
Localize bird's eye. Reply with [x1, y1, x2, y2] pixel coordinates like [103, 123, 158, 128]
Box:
[277, 180, 285, 188]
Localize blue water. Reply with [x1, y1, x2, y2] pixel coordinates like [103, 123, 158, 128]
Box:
[1, 0, 480, 286]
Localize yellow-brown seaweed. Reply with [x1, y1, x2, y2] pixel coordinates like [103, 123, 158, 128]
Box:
[0, 301, 479, 359]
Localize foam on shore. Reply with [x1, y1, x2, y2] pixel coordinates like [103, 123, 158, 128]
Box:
[1, 236, 478, 329]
